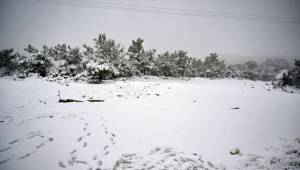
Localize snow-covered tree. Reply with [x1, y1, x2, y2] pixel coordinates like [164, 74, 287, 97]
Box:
[86, 61, 114, 82]
[139, 49, 157, 75]
[290, 59, 300, 88]
[258, 58, 291, 81]
[190, 58, 203, 77]
[0, 48, 19, 75]
[24, 44, 52, 77]
[173, 50, 192, 77]
[294, 59, 300, 88]
[85, 33, 126, 81]
[94, 33, 124, 64]
[240, 60, 259, 80]
[128, 38, 145, 75]
[203, 53, 226, 78]
[156, 52, 176, 77]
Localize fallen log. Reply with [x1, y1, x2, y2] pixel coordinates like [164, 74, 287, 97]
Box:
[87, 99, 105, 102]
[58, 99, 83, 103]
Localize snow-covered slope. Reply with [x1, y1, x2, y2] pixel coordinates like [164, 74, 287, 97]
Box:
[0, 77, 299, 170]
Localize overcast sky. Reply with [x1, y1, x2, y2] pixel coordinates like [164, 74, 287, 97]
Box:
[0, 0, 300, 62]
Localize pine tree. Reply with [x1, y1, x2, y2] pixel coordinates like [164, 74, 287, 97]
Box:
[24, 44, 52, 77]
[203, 53, 226, 78]
[293, 59, 300, 88]
[128, 38, 145, 75]
[0, 48, 18, 75]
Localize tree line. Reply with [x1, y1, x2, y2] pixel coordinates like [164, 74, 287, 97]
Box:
[0, 33, 299, 88]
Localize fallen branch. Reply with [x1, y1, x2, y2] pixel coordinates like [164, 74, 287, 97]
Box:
[59, 99, 83, 103]
[57, 90, 83, 103]
[87, 99, 105, 102]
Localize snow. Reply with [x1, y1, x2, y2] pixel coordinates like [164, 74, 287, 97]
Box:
[0, 77, 299, 170]
[86, 62, 110, 72]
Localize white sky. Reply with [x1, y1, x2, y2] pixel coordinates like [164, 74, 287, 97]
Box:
[0, 0, 300, 62]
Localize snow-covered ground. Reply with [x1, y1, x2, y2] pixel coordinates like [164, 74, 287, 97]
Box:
[0, 76, 299, 170]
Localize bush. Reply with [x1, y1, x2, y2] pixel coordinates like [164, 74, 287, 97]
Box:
[86, 62, 114, 82]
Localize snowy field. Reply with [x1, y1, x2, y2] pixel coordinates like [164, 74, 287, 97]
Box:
[0, 77, 299, 170]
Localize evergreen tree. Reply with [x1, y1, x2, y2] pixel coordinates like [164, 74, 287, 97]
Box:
[24, 44, 52, 77]
[128, 38, 145, 75]
[293, 59, 300, 88]
[0, 48, 15, 68]
[190, 58, 203, 77]
[203, 53, 226, 78]
[86, 33, 125, 82]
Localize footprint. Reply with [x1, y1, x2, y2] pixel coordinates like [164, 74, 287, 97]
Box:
[104, 145, 109, 150]
[36, 143, 45, 149]
[68, 157, 76, 165]
[0, 157, 11, 165]
[75, 160, 88, 164]
[110, 133, 116, 137]
[87, 132, 91, 136]
[58, 161, 67, 168]
[104, 151, 109, 155]
[70, 149, 77, 155]
[18, 151, 35, 160]
[9, 139, 20, 145]
[93, 154, 98, 160]
[27, 135, 36, 139]
[83, 142, 87, 148]
[77, 136, 83, 142]
[97, 160, 103, 166]
[0, 147, 11, 152]
[83, 127, 87, 131]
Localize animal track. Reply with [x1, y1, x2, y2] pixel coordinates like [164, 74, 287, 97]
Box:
[113, 146, 222, 170]
[70, 149, 77, 155]
[77, 136, 83, 142]
[18, 151, 36, 160]
[0, 147, 11, 152]
[9, 139, 20, 144]
[61, 118, 93, 169]
[0, 157, 12, 165]
[58, 161, 67, 168]
[36, 143, 45, 149]
[58, 114, 117, 170]
[97, 160, 103, 166]
[76, 160, 88, 164]
[0, 130, 53, 165]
